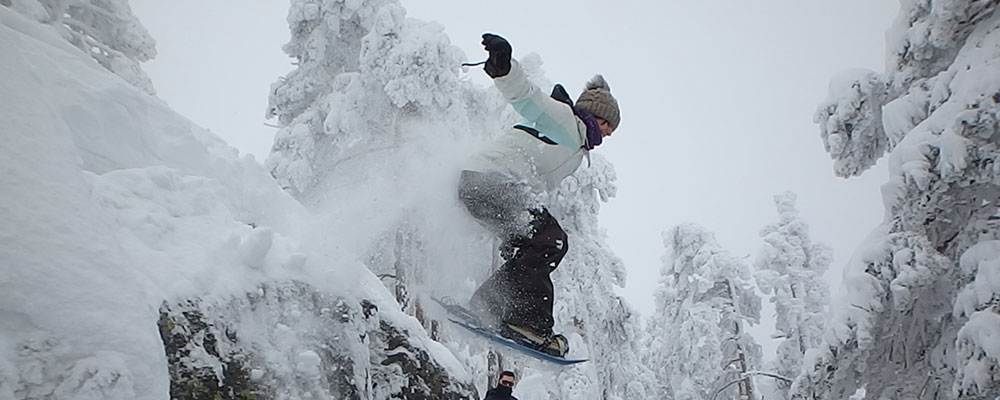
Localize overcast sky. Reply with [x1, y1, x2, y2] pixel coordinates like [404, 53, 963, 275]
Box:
[131, 1, 899, 318]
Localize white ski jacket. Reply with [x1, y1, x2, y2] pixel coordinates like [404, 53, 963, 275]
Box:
[466, 60, 589, 192]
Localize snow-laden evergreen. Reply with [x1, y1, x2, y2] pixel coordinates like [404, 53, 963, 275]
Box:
[2, 0, 156, 94]
[646, 224, 762, 400]
[794, 1, 1000, 398]
[753, 192, 831, 398]
[262, 0, 655, 398]
[264, 0, 493, 198]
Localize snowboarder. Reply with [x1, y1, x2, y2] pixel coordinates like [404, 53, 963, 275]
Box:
[483, 371, 519, 400]
[459, 33, 621, 358]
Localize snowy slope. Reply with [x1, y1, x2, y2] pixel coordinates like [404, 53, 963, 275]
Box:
[0, 6, 473, 399]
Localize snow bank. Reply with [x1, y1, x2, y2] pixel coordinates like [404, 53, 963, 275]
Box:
[1, 8, 169, 397]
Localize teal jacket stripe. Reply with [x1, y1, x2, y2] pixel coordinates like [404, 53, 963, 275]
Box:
[511, 98, 579, 149]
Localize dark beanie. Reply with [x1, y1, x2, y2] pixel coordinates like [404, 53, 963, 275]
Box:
[575, 75, 621, 130]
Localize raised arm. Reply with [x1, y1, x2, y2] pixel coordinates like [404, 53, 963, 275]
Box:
[478, 34, 581, 148]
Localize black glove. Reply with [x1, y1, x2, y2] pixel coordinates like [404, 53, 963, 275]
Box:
[481, 33, 511, 78]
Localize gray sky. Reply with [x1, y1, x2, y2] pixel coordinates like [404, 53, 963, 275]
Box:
[132, 1, 898, 317]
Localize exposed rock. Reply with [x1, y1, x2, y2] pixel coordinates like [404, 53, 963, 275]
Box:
[159, 281, 477, 399]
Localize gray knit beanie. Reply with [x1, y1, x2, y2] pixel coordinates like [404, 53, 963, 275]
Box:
[575, 75, 620, 130]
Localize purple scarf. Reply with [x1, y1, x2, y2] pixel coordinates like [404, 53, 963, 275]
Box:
[576, 109, 603, 150]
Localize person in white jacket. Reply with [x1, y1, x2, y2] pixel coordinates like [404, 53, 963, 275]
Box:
[459, 33, 621, 357]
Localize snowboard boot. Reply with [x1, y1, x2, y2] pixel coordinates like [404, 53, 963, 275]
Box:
[504, 324, 569, 358]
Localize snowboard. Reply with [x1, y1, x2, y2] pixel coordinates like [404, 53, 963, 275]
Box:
[432, 297, 587, 365]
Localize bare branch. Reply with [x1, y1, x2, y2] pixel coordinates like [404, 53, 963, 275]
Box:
[710, 379, 743, 400]
[742, 370, 793, 383]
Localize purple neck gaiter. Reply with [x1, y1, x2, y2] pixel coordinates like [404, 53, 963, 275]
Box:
[576, 109, 603, 150]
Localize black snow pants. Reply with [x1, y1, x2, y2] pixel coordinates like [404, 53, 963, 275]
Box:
[458, 170, 568, 335]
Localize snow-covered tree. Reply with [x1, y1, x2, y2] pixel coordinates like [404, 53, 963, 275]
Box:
[794, 1, 1000, 398]
[3, 0, 156, 94]
[647, 224, 762, 400]
[264, 0, 496, 197]
[754, 192, 831, 398]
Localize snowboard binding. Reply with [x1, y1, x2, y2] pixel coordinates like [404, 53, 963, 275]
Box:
[503, 324, 569, 358]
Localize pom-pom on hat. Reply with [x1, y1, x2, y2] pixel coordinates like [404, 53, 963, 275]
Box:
[575, 75, 620, 130]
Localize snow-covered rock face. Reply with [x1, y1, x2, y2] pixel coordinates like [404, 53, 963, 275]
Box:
[798, 2, 1000, 399]
[0, 5, 477, 399]
[159, 282, 476, 399]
